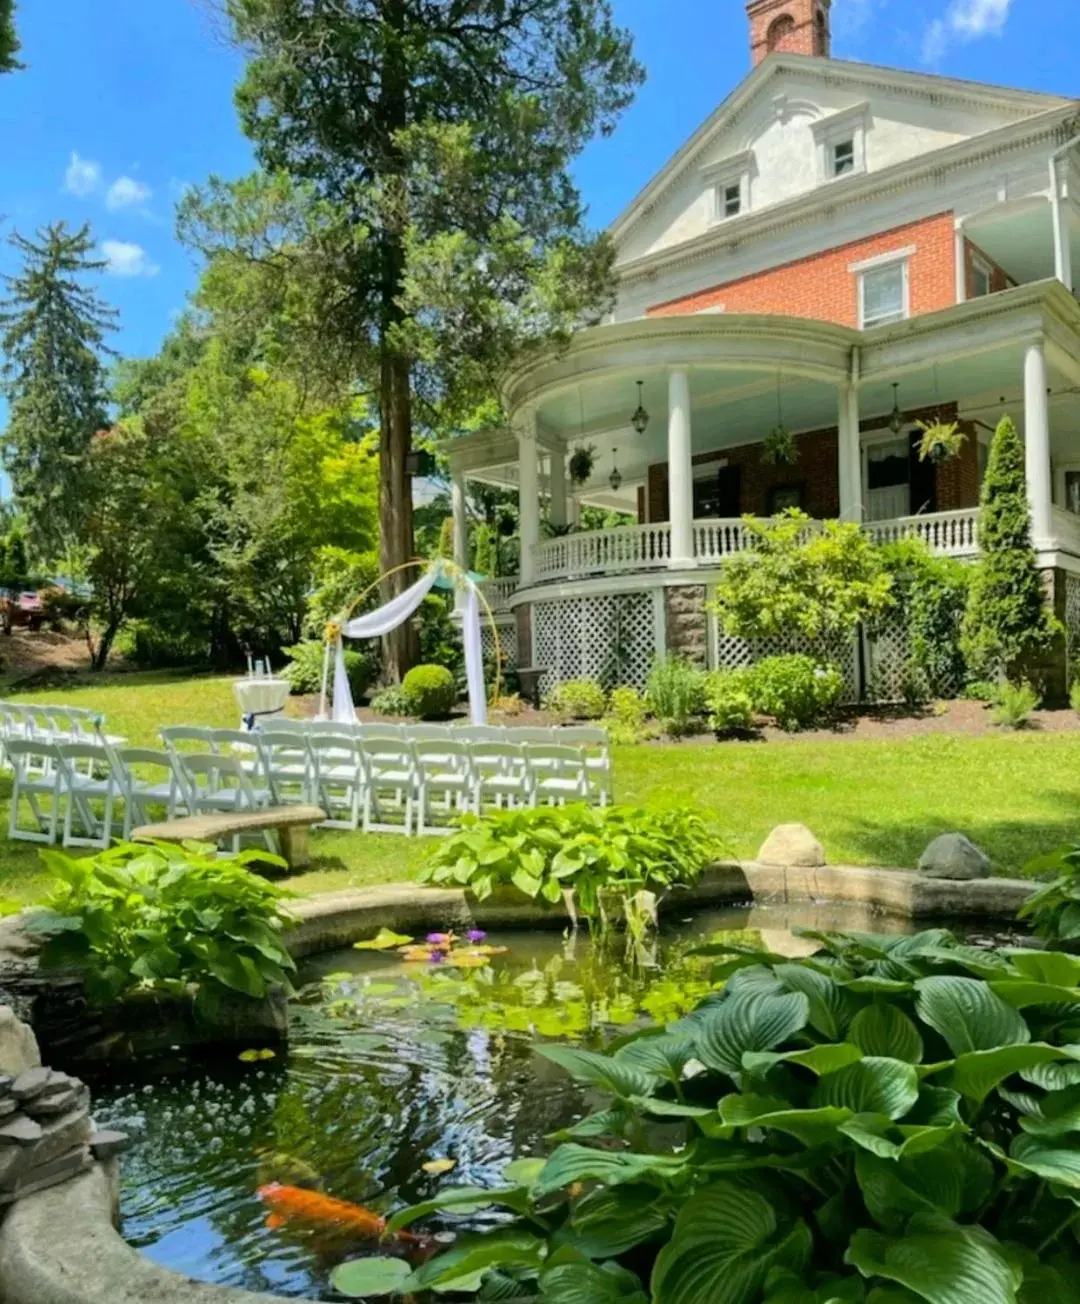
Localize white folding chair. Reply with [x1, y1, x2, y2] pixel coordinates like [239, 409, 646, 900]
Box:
[161, 725, 218, 754]
[307, 733, 366, 829]
[308, 720, 361, 736]
[206, 728, 267, 786]
[408, 724, 452, 741]
[527, 744, 590, 806]
[359, 738, 416, 835]
[178, 753, 273, 853]
[508, 726, 557, 745]
[471, 740, 533, 812]
[67, 705, 124, 750]
[6, 740, 68, 844]
[57, 742, 120, 849]
[115, 747, 193, 838]
[455, 725, 507, 743]
[553, 726, 612, 806]
[257, 731, 314, 807]
[412, 740, 476, 835]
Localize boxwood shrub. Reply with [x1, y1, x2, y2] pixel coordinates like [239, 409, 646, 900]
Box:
[401, 663, 458, 718]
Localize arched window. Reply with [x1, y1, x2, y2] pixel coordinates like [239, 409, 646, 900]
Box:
[766, 13, 796, 51]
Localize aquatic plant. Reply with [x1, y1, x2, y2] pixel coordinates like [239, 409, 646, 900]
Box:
[25, 840, 295, 1013]
[390, 928, 1080, 1300]
[420, 804, 724, 916]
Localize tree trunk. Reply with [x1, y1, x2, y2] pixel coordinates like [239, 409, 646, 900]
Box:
[91, 619, 121, 671]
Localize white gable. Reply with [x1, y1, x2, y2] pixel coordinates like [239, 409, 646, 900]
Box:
[613, 57, 1070, 267]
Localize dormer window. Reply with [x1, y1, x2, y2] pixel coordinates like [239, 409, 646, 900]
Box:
[701, 149, 755, 227]
[812, 102, 870, 183]
[832, 139, 855, 177]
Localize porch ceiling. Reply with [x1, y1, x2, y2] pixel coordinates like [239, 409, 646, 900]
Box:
[965, 200, 1080, 288]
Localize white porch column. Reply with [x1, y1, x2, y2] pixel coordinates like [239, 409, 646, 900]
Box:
[837, 384, 862, 523]
[517, 406, 540, 587]
[1050, 165, 1074, 292]
[954, 219, 967, 305]
[1024, 340, 1053, 548]
[667, 370, 695, 567]
[549, 446, 568, 529]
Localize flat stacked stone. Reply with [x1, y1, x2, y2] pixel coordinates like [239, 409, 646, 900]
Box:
[0, 1007, 131, 1205]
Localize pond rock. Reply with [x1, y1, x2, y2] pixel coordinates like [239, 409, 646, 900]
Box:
[917, 833, 991, 881]
[10, 1067, 51, 1102]
[757, 824, 826, 868]
[0, 1006, 40, 1078]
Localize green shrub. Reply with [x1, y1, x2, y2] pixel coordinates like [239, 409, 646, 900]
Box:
[704, 668, 755, 735]
[369, 684, 410, 717]
[401, 663, 458, 718]
[962, 414, 1060, 678]
[602, 685, 651, 743]
[991, 679, 1039, 729]
[283, 639, 375, 699]
[420, 805, 723, 915]
[545, 677, 607, 721]
[1022, 842, 1080, 940]
[25, 842, 295, 1012]
[390, 928, 1080, 1301]
[645, 657, 706, 735]
[962, 678, 1001, 703]
[879, 539, 969, 701]
[749, 653, 843, 730]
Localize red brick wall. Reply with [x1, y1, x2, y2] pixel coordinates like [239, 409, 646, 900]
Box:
[747, 0, 830, 65]
[935, 424, 980, 510]
[648, 212, 956, 326]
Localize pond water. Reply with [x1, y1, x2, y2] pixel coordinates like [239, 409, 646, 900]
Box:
[91, 904, 954, 1300]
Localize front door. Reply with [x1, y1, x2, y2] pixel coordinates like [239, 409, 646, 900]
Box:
[693, 465, 741, 518]
[865, 438, 910, 521]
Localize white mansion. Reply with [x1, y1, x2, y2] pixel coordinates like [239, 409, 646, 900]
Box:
[444, 0, 1080, 698]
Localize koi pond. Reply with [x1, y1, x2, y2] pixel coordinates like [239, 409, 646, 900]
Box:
[91, 904, 986, 1300]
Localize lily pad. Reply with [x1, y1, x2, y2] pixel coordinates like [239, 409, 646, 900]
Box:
[330, 1255, 412, 1298]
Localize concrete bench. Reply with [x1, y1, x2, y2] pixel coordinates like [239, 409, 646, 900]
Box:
[133, 805, 326, 870]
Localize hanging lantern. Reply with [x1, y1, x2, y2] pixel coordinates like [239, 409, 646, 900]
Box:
[630, 380, 649, 435]
[609, 447, 623, 493]
[889, 383, 904, 435]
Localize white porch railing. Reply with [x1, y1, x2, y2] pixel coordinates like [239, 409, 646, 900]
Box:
[477, 576, 518, 612]
[534, 523, 673, 580]
[864, 508, 979, 557]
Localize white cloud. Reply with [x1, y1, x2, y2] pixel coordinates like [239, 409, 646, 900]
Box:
[921, 0, 1012, 62]
[100, 240, 160, 279]
[105, 176, 152, 211]
[64, 152, 102, 197]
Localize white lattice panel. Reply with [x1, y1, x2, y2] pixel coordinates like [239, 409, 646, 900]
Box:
[533, 594, 656, 694]
[712, 623, 860, 703]
[864, 620, 911, 704]
[1066, 575, 1080, 686]
[481, 621, 516, 672]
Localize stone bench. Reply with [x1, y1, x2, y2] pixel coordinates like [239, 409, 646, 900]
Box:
[133, 805, 326, 870]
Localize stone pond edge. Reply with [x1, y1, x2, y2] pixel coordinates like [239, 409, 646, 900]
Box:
[0, 863, 1036, 1304]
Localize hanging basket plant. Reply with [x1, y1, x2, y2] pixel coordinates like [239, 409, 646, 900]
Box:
[762, 424, 798, 466]
[568, 444, 596, 485]
[916, 418, 966, 464]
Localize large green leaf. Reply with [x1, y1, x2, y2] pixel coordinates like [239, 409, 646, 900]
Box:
[989, 981, 1080, 1010]
[813, 1058, 920, 1120]
[1020, 1058, 1080, 1091]
[568, 1185, 671, 1258]
[536, 1045, 656, 1099]
[845, 1215, 1020, 1304]
[946, 1044, 1069, 1105]
[719, 1093, 852, 1145]
[385, 1186, 530, 1234]
[1008, 1133, 1080, 1189]
[743, 1043, 863, 1079]
[915, 977, 1030, 1055]
[330, 1256, 413, 1298]
[695, 992, 811, 1078]
[402, 1230, 545, 1292]
[763, 1271, 868, 1303]
[849, 1005, 924, 1065]
[533, 1145, 687, 1199]
[776, 963, 857, 1039]
[838, 1116, 963, 1161]
[540, 1260, 648, 1304]
[1005, 950, 1080, 988]
[614, 1033, 695, 1084]
[651, 1181, 811, 1304]
[855, 1141, 994, 1227]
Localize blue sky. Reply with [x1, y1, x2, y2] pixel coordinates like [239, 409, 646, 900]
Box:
[0, 0, 1074, 370]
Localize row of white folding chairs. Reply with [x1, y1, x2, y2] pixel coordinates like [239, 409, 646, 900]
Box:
[0, 700, 123, 772]
[159, 725, 608, 836]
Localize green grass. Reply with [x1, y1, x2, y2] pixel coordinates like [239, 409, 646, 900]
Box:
[1, 671, 1077, 904]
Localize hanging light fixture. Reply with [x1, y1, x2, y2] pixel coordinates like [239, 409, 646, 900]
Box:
[889, 382, 904, 435]
[630, 380, 649, 435]
[609, 447, 623, 493]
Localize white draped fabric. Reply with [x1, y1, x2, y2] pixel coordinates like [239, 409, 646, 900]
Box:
[319, 563, 488, 726]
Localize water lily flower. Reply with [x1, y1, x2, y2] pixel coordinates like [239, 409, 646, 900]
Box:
[465, 929, 487, 943]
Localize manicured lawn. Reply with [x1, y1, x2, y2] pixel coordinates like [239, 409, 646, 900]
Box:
[0, 670, 1077, 903]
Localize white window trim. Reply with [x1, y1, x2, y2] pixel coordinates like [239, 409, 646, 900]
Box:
[701, 149, 754, 225]
[856, 251, 911, 330]
[811, 102, 870, 183]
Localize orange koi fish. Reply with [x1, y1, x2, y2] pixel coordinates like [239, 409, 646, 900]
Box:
[257, 1182, 423, 1245]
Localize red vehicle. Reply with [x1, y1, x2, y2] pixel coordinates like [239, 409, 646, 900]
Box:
[0, 591, 43, 634]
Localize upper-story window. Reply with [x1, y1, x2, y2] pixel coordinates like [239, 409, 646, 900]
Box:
[701, 149, 754, 225]
[855, 252, 910, 328]
[832, 138, 855, 177]
[970, 256, 992, 299]
[812, 103, 870, 184]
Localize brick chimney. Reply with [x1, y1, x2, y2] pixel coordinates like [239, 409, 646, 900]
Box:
[747, 0, 831, 66]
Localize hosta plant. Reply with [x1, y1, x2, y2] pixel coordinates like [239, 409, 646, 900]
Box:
[1021, 842, 1080, 942]
[25, 841, 296, 1015]
[385, 928, 1080, 1302]
[419, 804, 723, 917]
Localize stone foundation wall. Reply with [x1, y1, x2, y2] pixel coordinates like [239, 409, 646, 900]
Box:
[664, 585, 709, 666]
[514, 603, 532, 668]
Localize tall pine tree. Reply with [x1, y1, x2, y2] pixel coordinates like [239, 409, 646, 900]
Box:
[961, 413, 1059, 679]
[0, 223, 117, 557]
[0, 0, 20, 73]
[201, 0, 643, 678]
